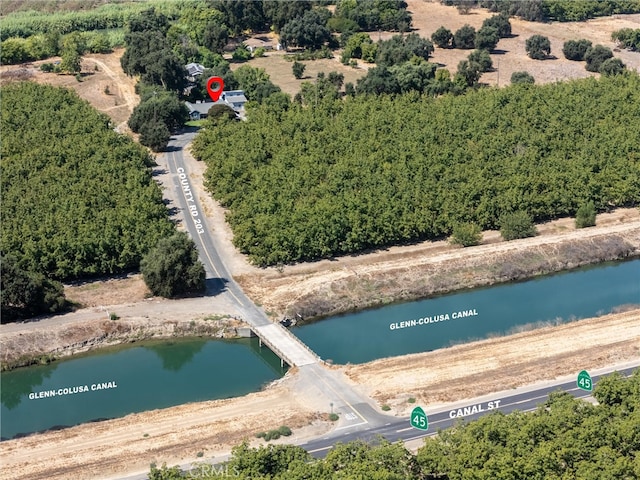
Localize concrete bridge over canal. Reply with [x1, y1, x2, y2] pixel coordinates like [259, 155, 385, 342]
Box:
[251, 323, 318, 368]
[162, 132, 389, 432]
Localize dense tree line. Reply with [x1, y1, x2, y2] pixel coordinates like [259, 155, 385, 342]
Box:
[612, 28, 640, 51]
[446, 0, 640, 22]
[0, 1, 172, 40]
[1, 83, 174, 281]
[193, 74, 640, 266]
[333, 0, 412, 32]
[149, 369, 640, 479]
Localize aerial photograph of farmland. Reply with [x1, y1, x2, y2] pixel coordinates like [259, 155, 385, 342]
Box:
[1, 1, 639, 479]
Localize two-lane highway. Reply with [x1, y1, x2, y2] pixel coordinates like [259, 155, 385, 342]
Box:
[301, 363, 639, 457]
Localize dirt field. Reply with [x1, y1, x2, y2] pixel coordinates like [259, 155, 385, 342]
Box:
[0, 48, 138, 131]
[241, 3, 640, 93]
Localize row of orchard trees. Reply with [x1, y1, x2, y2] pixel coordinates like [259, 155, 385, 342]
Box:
[193, 73, 640, 267]
[446, 0, 640, 22]
[150, 369, 640, 479]
[0, 83, 206, 321]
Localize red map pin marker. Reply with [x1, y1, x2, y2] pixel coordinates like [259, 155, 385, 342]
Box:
[206, 76, 224, 102]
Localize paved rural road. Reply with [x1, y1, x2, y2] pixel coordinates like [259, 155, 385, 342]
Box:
[158, 130, 389, 428]
[119, 362, 639, 479]
[300, 363, 640, 457]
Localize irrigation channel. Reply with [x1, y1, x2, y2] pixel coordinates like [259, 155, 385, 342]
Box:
[1, 259, 638, 440]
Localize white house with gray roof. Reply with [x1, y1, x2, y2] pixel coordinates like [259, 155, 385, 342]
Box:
[184, 90, 248, 120]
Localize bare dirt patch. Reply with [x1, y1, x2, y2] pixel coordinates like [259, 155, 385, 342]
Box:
[404, 1, 640, 85]
[231, 51, 367, 97]
[345, 308, 640, 415]
[0, 48, 138, 130]
[0, 377, 328, 480]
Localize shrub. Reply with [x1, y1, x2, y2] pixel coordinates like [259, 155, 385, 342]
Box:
[253, 47, 265, 57]
[431, 26, 453, 48]
[611, 28, 640, 51]
[329, 413, 339, 421]
[468, 49, 492, 72]
[454, 24, 476, 49]
[278, 426, 292, 436]
[525, 35, 551, 60]
[140, 232, 206, 298]
[40, 62, 54, 72]
[292, 61, 306, 79]
[599, 58, 625, 76]
[475, 26, 499, 51]
[381, 404, 391, 411]
[450, 222, 482, 246]
[499, 211, 537, 240]
[510, 71, 535, 85]
[584, 44, 613, 72]
[562, 39, 592, 61]
[408, 397, 416, 404]
[575, 202, 596, 228]
[232, 45, 251, 62]
[482, 13, 511, 38]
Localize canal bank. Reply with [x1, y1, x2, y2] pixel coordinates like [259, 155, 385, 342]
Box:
[237, 212, 640, 322]
[1, 308, 638, 480]
[0, 314, 245, 372]
[2, 219, 639, 371]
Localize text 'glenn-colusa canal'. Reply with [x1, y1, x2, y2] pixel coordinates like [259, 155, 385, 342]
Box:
[28, 381, 118, 400]
[389, 309, 478, 330]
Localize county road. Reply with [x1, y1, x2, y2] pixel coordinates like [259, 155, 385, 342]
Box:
[157, 130, 390, 431]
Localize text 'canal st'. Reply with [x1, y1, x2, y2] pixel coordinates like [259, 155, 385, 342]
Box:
[28, 381, 118, 400]
[449, 400, 501, 418]
[389, 309, 478, 330]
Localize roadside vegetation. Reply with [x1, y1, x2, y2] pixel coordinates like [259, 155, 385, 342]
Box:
[193, 73, 640, 266]
[0, 82, 174, 321]
[149, 369, 640, 479]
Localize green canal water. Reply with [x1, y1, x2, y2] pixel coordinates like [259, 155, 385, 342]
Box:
[294, 259, 640, 364]
[1, 259, 638, 440]
[1, 337, 286, 440]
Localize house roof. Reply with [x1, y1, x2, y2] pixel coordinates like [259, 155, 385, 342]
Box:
[221, 90, 248, 104]
[244, 38, 274, 48]
[185, 63, 205, 76]
[184, 90, 247, 116]
[185, 100, 219, 115]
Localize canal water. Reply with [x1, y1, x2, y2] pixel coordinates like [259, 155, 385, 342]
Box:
[2, 259, 638, 440]
[0, 337, 285, 440]
[294, 259, 640, 364]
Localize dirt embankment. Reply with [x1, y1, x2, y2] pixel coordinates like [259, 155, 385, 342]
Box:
[0, 315, 243, 371]
[346, 308, 640, 414]
[237, 211, 640, 321]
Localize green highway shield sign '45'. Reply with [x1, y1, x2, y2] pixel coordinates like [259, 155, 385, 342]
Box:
[410, 406, 429, 431]
[577, 370, 593, 391]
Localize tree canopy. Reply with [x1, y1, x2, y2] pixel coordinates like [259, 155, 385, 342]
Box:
[526, 34, 551, 59]
[1, 82, 174, 279]
[192, 74, 640, 266]
[140, 232, 205, 298]
[149, 369, 640, 479]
